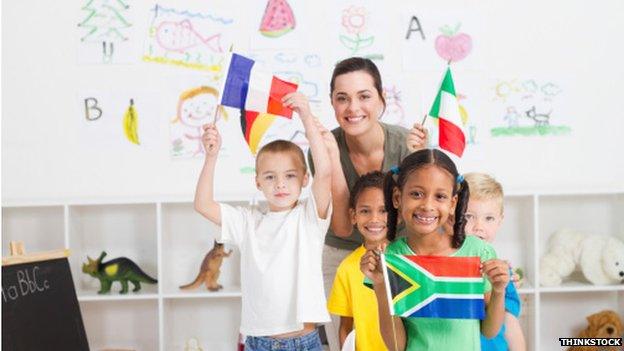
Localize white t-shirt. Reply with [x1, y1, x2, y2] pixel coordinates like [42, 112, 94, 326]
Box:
[218, 195, 331, 336]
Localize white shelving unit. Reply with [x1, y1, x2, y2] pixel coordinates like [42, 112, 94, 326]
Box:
[2, 191, 623, 351]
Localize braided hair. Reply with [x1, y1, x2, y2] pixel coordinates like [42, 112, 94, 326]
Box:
[383, 149, 470, 248]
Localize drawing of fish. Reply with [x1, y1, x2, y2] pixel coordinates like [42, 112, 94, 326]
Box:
[155, 20, 223, 53]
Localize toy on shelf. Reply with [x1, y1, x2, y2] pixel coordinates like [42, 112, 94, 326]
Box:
[540, 229, 624, 286]
[569, 310, 623, 351]
[82, 251, 158, 294]
[184, 337, 203, 351]
[179, 240, 232, 291]
[512, 266, 525, 288]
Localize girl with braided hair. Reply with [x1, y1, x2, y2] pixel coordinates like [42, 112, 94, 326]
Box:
[360, 149, 509, 351]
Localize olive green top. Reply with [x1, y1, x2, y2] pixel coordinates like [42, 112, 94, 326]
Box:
[309, 122, 410, 250]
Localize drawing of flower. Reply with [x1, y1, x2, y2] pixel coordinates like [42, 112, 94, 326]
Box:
[342, 6, 367, 35]
[339, 6, 376, 56]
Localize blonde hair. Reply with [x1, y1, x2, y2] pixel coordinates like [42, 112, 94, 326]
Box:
[464, 172, 504, 213]
[256, 140, 307, 173]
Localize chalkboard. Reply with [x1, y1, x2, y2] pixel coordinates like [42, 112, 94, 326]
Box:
[2, 258, 90, 351]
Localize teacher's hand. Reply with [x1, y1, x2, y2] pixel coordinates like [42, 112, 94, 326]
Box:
[406, 122, 428, 152]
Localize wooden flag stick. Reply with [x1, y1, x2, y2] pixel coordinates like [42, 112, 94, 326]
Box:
[391, 316, 399, 351]
[212, 103, 221, 124]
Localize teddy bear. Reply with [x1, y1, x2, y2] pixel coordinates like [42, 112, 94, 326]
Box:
[569, 310, 623, 351]
[540, 229, 624, 286]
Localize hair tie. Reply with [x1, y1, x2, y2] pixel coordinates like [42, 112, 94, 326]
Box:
[456, 174, 464, 184]
[390, 165, 400, 175]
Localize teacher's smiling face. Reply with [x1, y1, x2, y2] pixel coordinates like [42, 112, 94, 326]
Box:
[331, 70, 385, 137]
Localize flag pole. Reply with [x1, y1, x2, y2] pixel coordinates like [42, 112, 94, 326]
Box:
[422, 60, 452, 128]
[213, 44, 234, 124]
[379, 252, 399, 351]
[391, 317, 399, 351]
[212, 104, 220, 124]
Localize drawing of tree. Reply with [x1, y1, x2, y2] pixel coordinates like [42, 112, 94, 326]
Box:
[78, 0, 131, 42]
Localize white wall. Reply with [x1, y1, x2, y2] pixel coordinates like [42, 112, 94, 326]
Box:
[3, 0, 624, 202]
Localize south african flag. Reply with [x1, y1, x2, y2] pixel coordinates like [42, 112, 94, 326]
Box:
[381, 254, 485, 319]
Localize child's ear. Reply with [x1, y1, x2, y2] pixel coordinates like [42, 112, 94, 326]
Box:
[255, 176, 261, 190]
[450, 194, 458, 215]
[392, 187, 401, 209]
[349, 208, 357, 225]
[302, 172, 309, 187]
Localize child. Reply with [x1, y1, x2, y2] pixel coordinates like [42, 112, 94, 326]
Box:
[194, 91, 332, 351]
[360, 149, 509, 351]
[327, 171, 389, 351]
[464, 172, 526, 351]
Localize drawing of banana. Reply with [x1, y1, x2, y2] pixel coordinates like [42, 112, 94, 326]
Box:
[123, 99, 140, 145]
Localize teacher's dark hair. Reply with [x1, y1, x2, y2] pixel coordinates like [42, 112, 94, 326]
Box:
[330, 57, 386, 110]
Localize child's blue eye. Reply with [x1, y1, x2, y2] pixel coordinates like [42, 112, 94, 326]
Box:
[464, 214, 474, 220]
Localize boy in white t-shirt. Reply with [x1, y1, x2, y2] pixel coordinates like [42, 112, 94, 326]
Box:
[194, 92, 332, 351]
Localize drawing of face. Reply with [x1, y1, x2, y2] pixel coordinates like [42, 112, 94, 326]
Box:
[178, 91, 217, 128]
[156, 22, 183, 52]
[331, 71, 384, 137]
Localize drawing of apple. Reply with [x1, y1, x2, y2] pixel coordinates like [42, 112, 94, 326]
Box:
[435, 23, 472, 63]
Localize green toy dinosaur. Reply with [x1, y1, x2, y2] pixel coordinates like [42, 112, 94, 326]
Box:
[82, 251, 158, 294]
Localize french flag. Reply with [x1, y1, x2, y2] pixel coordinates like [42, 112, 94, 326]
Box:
[219, 53, 298, 117]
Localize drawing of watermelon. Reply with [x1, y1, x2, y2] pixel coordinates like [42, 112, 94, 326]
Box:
[259, 0, 296, 38]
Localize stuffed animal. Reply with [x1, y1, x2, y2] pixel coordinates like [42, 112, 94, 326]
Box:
[540, 229, 624, 286]
[569, 310, 623, 351]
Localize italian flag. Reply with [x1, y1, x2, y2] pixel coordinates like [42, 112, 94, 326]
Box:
[428, 67, 466, 157]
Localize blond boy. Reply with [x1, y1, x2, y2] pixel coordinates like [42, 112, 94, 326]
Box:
[194, 92, 332, 351]
[464, 173, 526, 351]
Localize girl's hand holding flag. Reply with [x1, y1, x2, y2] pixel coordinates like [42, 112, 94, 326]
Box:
[360, 242, 388, 286]
[481, 259, 510, 293]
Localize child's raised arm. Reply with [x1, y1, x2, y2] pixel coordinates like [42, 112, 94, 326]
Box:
[481, 259, 509, 338]
[283, 92, 331, 218]
[194, 123, 222, 225]
[313, 118, 352, 236]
